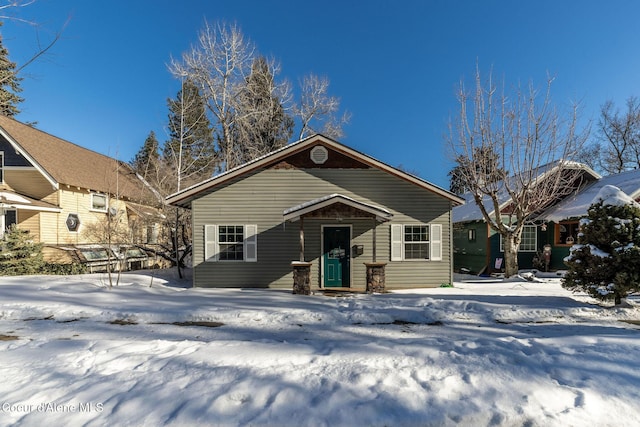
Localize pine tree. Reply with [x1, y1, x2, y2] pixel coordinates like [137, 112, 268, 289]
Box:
[131, 131, 160, 179]
[563, 185, 640, 305]
[0, 26, 24, 117]
[163, 78, 216, 189]
[232, 56, 293, 165]
[0, 225, 44, 275]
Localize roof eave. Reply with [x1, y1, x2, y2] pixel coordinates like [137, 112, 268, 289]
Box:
[283, 193, 394, 223]
[0, 125, 59, 190]
[166, 134, 465, 207]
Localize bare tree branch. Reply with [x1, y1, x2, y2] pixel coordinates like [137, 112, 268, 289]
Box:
[294, 73, 350, 140]
[448, 67, 589, 277]
[0, 0, 67, 77]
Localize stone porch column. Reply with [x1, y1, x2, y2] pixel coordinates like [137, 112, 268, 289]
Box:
[291, 261, 312, 295]
[364, 262, 387, 293]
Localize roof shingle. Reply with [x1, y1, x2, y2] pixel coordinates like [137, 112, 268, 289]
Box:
[0, 116, 158, 205]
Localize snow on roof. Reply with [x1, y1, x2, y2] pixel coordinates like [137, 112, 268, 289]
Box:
[541, 169, 640, 222]
[594, 184, 640, 208]
[452, 191, 499, 223]
[453, 160, 599, 223]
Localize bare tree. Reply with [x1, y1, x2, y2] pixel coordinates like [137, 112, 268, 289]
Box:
[295, 73, 351, 140]
[0, 0, 66, 85]
[448, 67, 589, 277]
[162, 76, 214, 278]
[164, 77, 216, 191]
[169, 21, 254, 172]
[597, 97, 640, 174]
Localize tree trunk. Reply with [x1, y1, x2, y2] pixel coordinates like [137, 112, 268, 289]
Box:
[503, 233, 520, 278]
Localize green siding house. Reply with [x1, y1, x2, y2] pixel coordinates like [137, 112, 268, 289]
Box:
[452, 162, 602, 275]
[166, 135, 464, 290]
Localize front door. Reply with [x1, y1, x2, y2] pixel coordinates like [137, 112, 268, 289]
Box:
[323, 226, 351, 287]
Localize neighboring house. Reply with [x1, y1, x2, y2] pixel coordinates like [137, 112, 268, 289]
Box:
[166, 134, 464, 290]
[537, 167, 640, 263]
[452, 161, 601, 274]
[0, 116, 163, 270]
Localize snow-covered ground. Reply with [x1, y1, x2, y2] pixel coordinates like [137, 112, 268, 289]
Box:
[1, 270, 640, 427]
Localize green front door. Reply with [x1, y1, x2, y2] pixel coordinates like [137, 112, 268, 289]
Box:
[323, 226, 351, 287]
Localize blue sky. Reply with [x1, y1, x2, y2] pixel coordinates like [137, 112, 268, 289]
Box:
[3, 0, 640, 189]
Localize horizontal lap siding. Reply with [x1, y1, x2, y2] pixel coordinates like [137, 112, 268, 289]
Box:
[192, 168, 453, 289]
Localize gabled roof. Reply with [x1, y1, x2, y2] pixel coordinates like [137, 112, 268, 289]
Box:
[540, 168, 640, 222]
[283, 193, 393, 222]
[453, 160, 601, 223]
[166, 134, 465, 208]
[0, 116, 157, 204]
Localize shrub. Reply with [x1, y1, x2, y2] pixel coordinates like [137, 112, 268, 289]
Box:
[0, 226, 87, 276]
[562, 185, 640, 305]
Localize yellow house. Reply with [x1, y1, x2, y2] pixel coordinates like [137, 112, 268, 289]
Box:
[0, 116, 163, 269]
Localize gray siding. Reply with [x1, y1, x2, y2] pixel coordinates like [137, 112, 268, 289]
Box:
[192, 167, 453, 289]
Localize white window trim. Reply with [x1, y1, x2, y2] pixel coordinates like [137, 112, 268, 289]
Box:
[499, 224, 537, 253]
[391, 223, 442, 262]
[90, 193, 108, 213]
[204, 224, 257, 262]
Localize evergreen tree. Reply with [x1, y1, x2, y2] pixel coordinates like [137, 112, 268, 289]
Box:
[0, 26, 24, 117]
[232, 56, 293, 165]
[563, 185, 640, 305]
[131, 131, 160, 179]
[0, 225, 44, 275]
[163, 78, 216, 189]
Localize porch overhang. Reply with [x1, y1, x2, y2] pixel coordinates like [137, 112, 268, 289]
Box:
[0, 191, 62, 213]
[283, 193, 393, 222]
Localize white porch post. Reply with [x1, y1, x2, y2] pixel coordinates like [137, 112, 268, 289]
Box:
[299, 216, 305, 261]
[372, 217, 377, 262]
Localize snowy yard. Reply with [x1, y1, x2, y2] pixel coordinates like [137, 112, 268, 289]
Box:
[1, 270, 640, 427]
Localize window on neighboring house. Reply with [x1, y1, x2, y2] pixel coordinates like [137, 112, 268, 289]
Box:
[391, 223, 442, 261]
[556, 221, 579, 245]
[1, 209, 17, 237]
[0, 151, 4, 183]
[500, 225, 537, 252]
[91, 193, 108, 212]
[204, 224, 258, 262]
[66, 213, 81, 232]
[146, 223, 159, 244]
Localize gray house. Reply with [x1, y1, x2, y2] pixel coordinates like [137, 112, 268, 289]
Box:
[166, 135, 464, 291]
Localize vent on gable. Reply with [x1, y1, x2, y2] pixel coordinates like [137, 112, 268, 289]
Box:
[310, 146, 328, 165]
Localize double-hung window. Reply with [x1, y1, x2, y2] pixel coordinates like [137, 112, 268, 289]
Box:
[91, 193, 108, 212]
[204, 224, 257, 262]
[391, 223, 442, 261]
[499, 225, 537, 252]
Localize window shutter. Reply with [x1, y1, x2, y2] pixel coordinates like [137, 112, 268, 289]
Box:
[244, 224, 258, 262]
[204, 225, 218, 262]
[391, 224, 403, 261]
[430, 223, 442, 261]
